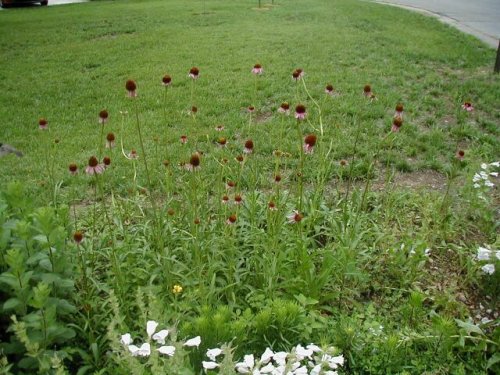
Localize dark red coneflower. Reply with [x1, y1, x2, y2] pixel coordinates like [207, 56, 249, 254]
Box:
[39, 118, 48, 130]
[292, 68, 304, 81]
[73, 231, 83, 244]
[236, 155, 244, 163]
[86, 156, 104, 175]
[162, 74, 172, 86]
[278, 102, 290, 114]
[325, 84, 334, 95]
[99, 109, 109, 124]
[69, 163, 78, 175]
[391, 118, 403, 133]
[247, 106, 255, 113]
[394, 103, 404, 119]
[244, 139, 254, 154]
[126, 80, 137, 97]
[252, 63, 263, 75]
[222, 195, 230, 204]
[295, 104, 306, 120]
[189, 67, 200, 79]
[268, 201, 277, 211]
[106, 132, 115, 148]
[187, 153, 201, 171]
[226, 214, 237, 225]
[274, 174, 282, 183]
[456, 150, 465, 161]
[226, 180, 236, 189]
[191, 106, 198, 114]
[234, 194, 243, 205]
[217, 137, 227, 147]
[363, 84, 372, 96]
[103, 156, 111, 168]
[287, 210, 303, 224]
[303, 134, 317, 154]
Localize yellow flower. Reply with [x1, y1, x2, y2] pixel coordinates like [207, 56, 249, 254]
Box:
[172, 285, 183, 295]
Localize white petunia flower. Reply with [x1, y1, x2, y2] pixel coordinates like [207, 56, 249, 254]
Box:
[157, 345, 176, 356]
[294, 344, 313, 360]
[490, 172, 498, 177]
[306, 344, 322, 353]
[273, 352, 288, 366]
[235, 354, 255, 373]
[202, 361, 220, 370]
[129, 343, 151, 357]
[146, 320, 159, 338]
[260, 363, 276, 373]
[260, 348, 274, 364]
[310, 364, 322, 375]
[477, 247, 492, 261]
[489, 161, 500, 167]
[293, 366, 308, 374]
[481, 264, 495, 275]
[120, 333, 132, 345]
[152, 329, 169, 344]
[485, 180, 495, 187]
[184, 336, 201, 348]
[206, 348, 223, 361]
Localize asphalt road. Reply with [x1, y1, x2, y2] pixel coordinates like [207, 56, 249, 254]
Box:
[373, 0, 500, 48]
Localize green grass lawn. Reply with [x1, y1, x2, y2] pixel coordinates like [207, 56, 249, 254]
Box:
[0, 0, 499, 374]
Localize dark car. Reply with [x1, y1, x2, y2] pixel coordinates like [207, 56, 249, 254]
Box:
[0, 0, 48, 7]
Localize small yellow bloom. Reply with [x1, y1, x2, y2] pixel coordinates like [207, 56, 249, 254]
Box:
[172, 285, 183, 295]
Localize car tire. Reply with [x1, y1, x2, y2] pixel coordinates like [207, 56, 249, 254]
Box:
[41, 0, 48, 5]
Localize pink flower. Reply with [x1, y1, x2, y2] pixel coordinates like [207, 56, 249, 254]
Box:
[391, 118, 403, 133]
[85, 156, 104, 175]
[252, 63, 263, 75]
[292, 68, 304, 81]
[180, 135, 188, 144]
[325, 84, 334, 96]
[244, 139, 254, 154]
[394, 104, 404, 120]
[462, 102, 474, 112]
[99, 110, 109, 124]
[189, 67, 200, 80]
[303, 134, 317, 154]
[162, 75, 172, 86]
[295, 104, 306, 120]
[287, 210, 303, 224]
[128, 150, 138, 159]
[278, 102, 290, 115]
[38, 118, 48, 130]
[126, 80, 137, 98]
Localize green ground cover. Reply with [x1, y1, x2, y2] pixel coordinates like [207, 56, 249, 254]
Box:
[0, 0, 499, 373]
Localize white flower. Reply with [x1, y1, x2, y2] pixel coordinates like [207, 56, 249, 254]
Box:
[202, 361, 220, 370]
[310, 364, 322, 375]
[473, 183, 481, 188]
[293, 366, 308, 374]
[496, 251, 500, 260]
[481, 264, 495, 275]
[184, 336, 201, 348]
[235, 354, 255, 373]
[152, 329, 169, 344]
[490, 161, 500, 167]
[477, 247, 492, 261]
[294, 344, 313, 360]
[129, 343, 151, 357]
[481, 163, 488, 170]
[485, 180, 494, 187]
[120, 333, 132, 345]
[206, 348, 223, 361]
[157, 345, 176, 356]
[260, 363, 276, 373]
[424, 248, 431, 257]
[306, 344, 322, 353]
[490, 172, 498, 177]
[146, 320, 159, 338]
[273, 352, 287, 366]
[260, 348, 274, 364]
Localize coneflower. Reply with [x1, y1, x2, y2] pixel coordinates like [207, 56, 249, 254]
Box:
[363, 84, 372, 97]
[217, 137, 227, 147]
[186, 152, 201, 171]
[247, 106, 255, 113]
[106, 132, 115, 148]
[73, 230, 84, 244]
[391, 118, 403, 133]
[235, 155, 244, 163]
[215, 125, 225, 131]
[103, 156, 111, 168]
[287, 210, 303, 224]
[39, 118, 48, 130]
[278, 102, 290, 115]
[69, 163, 78, 175]
[292, 68, 304, 81]
[222, 195, 230, 204]
[85, 156, 104, 175]
[340, 159, 348, 167]
[226, 214, 237, 225]
[252, 63, 263, 75]
[128, 150, 138, 159]
[99, 110, 109, 124]
[126, 79, 137, 97]
[456, 150, 465, 161]
[274, 174, 282, 183]
[295, 104, 307, 120]
[162, 74, 172, 86]
[325, 84, 334, 95]
[394, 103, 404, 119]
[180, 135, 188, 144]
[462, 102, 474, 112]
[268, 201, 277, 211]
[234, 194, 243, 205]
[191, 106, 198, 115]
[303, 134, 317, 154]
[189, 67, 200, 79]
[226, 180, 236, 189]
[244, 139, 254, 154]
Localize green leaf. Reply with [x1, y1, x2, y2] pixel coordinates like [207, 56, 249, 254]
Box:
[0, 273, 19, 289]
[3, 297, 21, 311]
[487, 353, 500, 369]
[455, 319, 484, 336]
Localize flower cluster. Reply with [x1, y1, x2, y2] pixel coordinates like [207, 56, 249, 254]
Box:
[476, 247, 499, 275]
[202, 344, 344, 375]
[472, 162, 499, 190]
[120, 320, 200, 357]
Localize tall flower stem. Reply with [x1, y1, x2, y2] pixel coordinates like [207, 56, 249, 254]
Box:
[163, 86, 169, 126]
[296, 120, 305, 211]
[344, 117, 362, 204]
[302, 78, 324, 136]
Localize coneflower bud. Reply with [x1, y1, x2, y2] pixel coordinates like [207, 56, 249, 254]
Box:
[194, 218, 201, 225]
[268, 201, 277, 211]
[191, 106, 198, 114]
[295, 104, 306, 120]
[292, 68, 303, 81]
[167, 208, 175, 216]
[226, 180, 236, 189]
[244, 139, 254, 154]
[247, 106, 255, 113]
[189, 67, 200, 79]
[236, 155, 244, 163]
[73, 231, 83, 244]
[126, 80, 137, 97]
[234, 195, 243, 205]
[162, 74, 172, 86]
[456, 150, 465, 160]
[303, 134, 317, 154]
[222, 195, 229, 204]
[278, 102, 290, 114]
[38, 118, 48, 130]
[363, 84, 372, 94]
[274, 174, 282, 183]
[187, 153, 200, 171]
[99, 109, 109, 124]
[106, 132, 115, 142]
[340, 159, 348, 167]
[395, 103, 404, 113]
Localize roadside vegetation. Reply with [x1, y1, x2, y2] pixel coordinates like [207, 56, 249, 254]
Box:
[0, 0, 498, 373]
